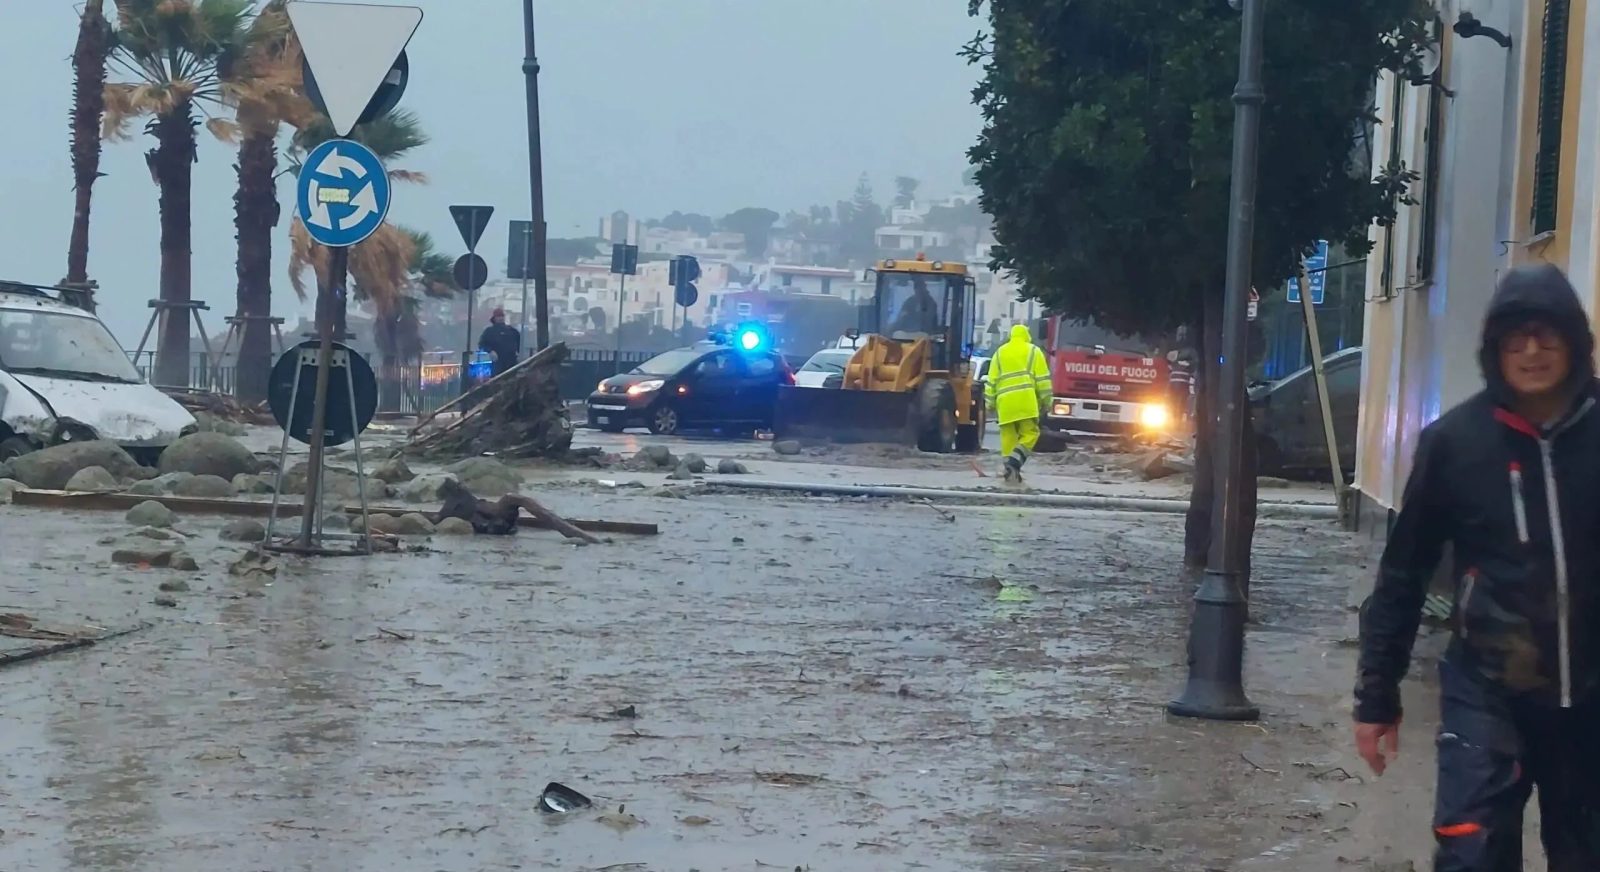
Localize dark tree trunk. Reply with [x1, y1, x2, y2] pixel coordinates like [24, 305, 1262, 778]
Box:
[151, 102, 197, 388]
[234, 128, 280, 404]
[64, 0, 111, 307]
[375, 309, 401, 412]
[1184, 289, 1259, 596]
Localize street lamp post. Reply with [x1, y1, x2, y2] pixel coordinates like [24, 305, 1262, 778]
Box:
[521, 0, 551, 350]
[1169, 0, 1266, 722]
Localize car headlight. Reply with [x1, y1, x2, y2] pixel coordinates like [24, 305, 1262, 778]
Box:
[1139, 403, 1170, 430]
[627, 379, 665, 396]
[597, 380, 609, 393]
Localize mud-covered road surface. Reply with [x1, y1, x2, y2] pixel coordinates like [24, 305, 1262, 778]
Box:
[1, 476, 1445, 870]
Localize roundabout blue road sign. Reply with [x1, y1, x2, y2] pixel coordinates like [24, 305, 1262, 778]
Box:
[296, 138, 391, 248]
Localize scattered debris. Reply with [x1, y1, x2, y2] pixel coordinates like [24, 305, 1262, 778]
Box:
[682, 453, 707, 474]
[431, 479, 600, 543]
[157, 578, 191, 593]
[153, 595, 179, 608]
[408, 344, 574, 459]
[538, 781, 593, 814]
[773, 440, 803, 456]
[0, 618, 147, 669]
[232, 473, 274, 495]
[444, 457, 525, 497]
[163, 390, 274, 426]
[756, 771, 825, 787]
[227, 551, 278, 579]
[378, 627, 414, 641]
[649, 487, 687, 500]
[716, 458, 750, 475]
[679, 815, 713, 827]
[597, 806, 644, 832]
[6, 440, 142, 490]
[667, 462, 696, 481]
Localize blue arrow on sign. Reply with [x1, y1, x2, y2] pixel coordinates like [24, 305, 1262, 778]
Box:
[296, 138, 391, 248]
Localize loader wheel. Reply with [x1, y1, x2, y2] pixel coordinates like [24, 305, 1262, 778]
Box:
[956, 423, 982, 453]
[916, 380, 958, 454]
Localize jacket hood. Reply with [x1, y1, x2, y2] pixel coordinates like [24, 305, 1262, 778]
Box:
[1479, 264, 1595, 403]
[1008, 324, 1033, 345]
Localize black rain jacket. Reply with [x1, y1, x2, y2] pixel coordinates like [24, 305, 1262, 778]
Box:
[1355, 264, 1600, 724]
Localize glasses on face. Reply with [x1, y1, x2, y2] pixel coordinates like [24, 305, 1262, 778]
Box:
[1498, 323, 1564, 354]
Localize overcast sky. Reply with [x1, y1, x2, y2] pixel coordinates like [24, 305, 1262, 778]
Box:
[0, 0, 983, 345]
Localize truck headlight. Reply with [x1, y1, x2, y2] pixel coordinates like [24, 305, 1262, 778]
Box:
[1139, 403, 1170, 430]
[627, 379, 665, 396]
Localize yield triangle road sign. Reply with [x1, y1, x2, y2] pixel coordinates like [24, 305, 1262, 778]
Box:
[450, 205, 495, 252]
[288, 2, 423, 136]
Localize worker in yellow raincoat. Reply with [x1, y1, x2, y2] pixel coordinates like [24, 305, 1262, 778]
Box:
[984, 323, 1053, 484]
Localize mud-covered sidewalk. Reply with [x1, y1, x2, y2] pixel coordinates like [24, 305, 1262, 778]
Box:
[0, 482, 1442, 871]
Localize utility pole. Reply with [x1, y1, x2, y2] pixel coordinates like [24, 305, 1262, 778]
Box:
[1169, 0, 1265, 722]
[522, 0, 551, 349]
[519, 222, 533, 350]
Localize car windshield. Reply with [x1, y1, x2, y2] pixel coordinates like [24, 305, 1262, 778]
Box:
[633, 348, 703, 375]
[801, 351, 853, 373]
[0, 307, 143, 383]
[881, 274, 952, 336]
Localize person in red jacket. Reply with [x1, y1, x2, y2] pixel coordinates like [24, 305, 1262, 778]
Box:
[1355, 264, 1600, 870]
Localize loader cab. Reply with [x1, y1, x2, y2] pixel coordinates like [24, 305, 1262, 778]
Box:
[863, 255, 976, 374]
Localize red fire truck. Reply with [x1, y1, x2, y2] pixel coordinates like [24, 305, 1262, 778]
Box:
[1035, 316, 1174, 437]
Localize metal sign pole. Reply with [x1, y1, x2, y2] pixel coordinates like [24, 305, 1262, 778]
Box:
[300, 246, 347, 548]
[520, 223, 532, 349]
[1298, 271, 1347, 518]
[615, 271, 627, 375]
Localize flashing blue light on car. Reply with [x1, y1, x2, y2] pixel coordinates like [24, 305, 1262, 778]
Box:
[739, 330, 762, 351]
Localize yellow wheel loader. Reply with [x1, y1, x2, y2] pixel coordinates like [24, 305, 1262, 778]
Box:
[773, 255, 985, 453]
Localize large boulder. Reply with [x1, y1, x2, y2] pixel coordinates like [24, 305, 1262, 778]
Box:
[436, 517, 475, 536]
[232, 473, 274, 495]
[445, 457, 523, 497]
[125, 500, 176, 529]
[158, 432, 260, 480]
[396, 513, 436, 536]
[6, 440, 141, 490]
[65, 465, 118, 492]
[279, 462, 387, 502]
[372, 456, 416, 484]
[219, 519, 267, 543]
[173, 474, 237, 498]
[400, 473, 459, 503]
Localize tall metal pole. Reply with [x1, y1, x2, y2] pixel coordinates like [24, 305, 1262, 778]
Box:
[522, 0, 551, 349]
[300, 246, 348, 549]
[1169, 0, 1265, 722]
[519, 223, 532, 349]
[615, 272, 627, 376]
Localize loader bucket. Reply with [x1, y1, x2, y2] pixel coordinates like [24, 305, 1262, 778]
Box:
[773, 385, 918, 446]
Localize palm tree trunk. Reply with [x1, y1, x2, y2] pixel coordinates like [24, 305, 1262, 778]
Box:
[375, 307, 401, 411]
[64, 0, 112, 308]
[234, 128, 279, 403]
[151, 102, 197, 388]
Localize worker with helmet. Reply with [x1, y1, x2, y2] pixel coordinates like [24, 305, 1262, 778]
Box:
[985, 323, 1053, 484]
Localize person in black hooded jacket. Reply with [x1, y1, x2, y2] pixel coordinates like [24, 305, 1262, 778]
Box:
[1355, 263, 1600, 870]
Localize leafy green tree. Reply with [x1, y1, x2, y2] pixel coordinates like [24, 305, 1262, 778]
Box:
[719, 207, 781, 257]
[654, 211, 714, 237]
[964, 0, 1432, 578]
[837, 173, 885, 266]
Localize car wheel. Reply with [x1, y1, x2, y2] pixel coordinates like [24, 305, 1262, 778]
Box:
[916, 380, 958, 454]
[1034, 428, 1071, 454]
[0, 436, 33, 462]
[648, 404, 681, 436]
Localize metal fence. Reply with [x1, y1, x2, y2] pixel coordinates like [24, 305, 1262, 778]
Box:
[128, 347, 659, 415]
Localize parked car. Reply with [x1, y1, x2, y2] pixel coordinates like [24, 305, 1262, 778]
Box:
[0, 281, 197, 464]
[795, 347, 856, 388]
[587, 341, 793, 436]
[1249, 347, 1361, 477]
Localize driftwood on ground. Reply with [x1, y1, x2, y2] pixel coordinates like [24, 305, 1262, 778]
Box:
[163, 389, 276, 425]
[407, 343, 573, 459]
[432, 478, 600, 543]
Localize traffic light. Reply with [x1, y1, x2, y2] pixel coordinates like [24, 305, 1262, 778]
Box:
[672, 255, 700, 308]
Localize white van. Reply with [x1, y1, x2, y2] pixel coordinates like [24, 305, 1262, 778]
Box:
[0, 283, 196, 464]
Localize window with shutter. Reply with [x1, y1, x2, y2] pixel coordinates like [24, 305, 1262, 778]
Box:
[1533, 0, 1571, 235]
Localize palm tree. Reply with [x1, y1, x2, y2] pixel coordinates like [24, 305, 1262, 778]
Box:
[219, 0, 303, 403]
[104, 0, 255, 388]
[64, 0, 116, 310]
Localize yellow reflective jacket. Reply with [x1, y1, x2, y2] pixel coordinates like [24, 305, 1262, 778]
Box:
[985, 324, 1053, 425]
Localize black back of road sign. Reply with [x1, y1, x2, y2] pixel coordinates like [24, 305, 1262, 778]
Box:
[267, 341, 378, 447]
[450, 205, 495, 252]
[454, 253, 489, 292]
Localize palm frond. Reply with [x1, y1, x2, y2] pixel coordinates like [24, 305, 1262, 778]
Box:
[387, 169, 428, 184]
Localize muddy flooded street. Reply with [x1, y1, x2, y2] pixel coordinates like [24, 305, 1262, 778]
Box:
[0, 478, 1437, 871]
